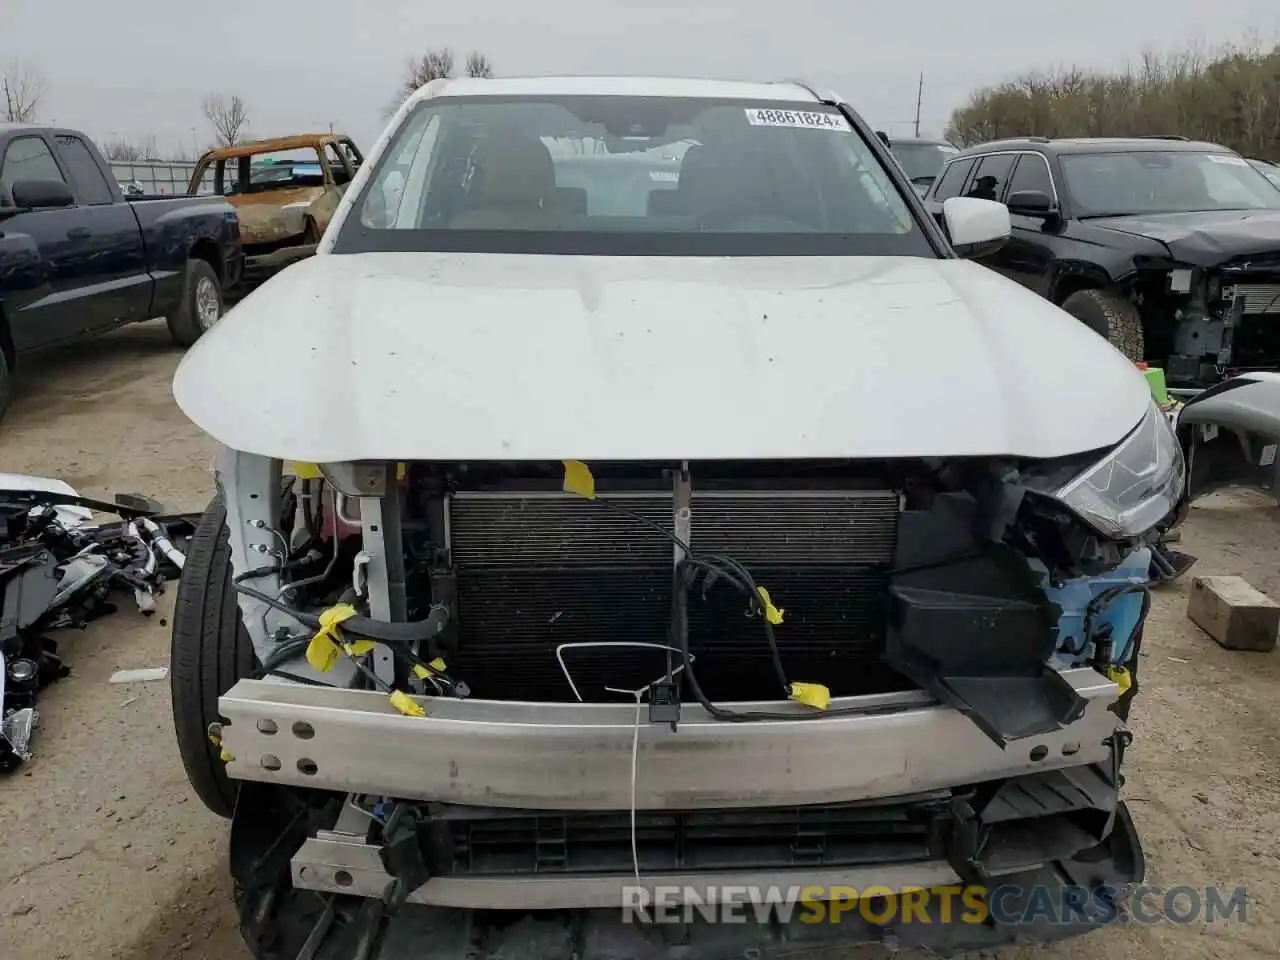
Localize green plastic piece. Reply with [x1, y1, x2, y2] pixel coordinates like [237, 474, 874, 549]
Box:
[1142, 366, 1170, 406]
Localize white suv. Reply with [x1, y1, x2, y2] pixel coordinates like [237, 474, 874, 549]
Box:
[170, 76, 1174, 959]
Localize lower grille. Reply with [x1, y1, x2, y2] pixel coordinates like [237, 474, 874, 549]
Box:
[442, 797, 946, 876]
[446, 489, 905, 701]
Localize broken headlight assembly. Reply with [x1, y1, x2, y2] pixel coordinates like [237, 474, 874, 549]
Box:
[1049, 401, 1185, 540]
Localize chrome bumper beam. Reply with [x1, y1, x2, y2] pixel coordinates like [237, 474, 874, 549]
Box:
[219, 668, 1120, 811]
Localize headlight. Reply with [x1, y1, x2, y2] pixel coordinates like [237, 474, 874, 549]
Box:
[1053, 400, 1185, 539]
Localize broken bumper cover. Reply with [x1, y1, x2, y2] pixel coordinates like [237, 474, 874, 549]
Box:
[274, 797, 1145, 958]
[356, 812, 1142, 959]
[222, 668, 1144, 956]
[218, 667, 1121, 812]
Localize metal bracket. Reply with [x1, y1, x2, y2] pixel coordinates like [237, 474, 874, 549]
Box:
[357, 469, 402, 687]
[218, 449, 354, 687]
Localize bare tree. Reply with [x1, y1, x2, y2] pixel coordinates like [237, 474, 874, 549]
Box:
[465, 51, 494, 79]
[2, 58, 48, 123]
[102, 135, 160, 161]
[390, 47, 494, 114]
[400, 48, 456, 101]
[944, 38, 1280, 157]
[202, 94, 250, 147]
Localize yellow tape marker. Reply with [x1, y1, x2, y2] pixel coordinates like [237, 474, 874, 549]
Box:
[756, 586, 785, 625]
[412, 657, 449, 681]
[305, 603, 360, 673]
[286, 462, 406, 481]
[789, 683, 831, 710]
[389, 690, 427, 718]
[562, 460, 596, 499]
[286, 461, 324, 480]
[1105, 665, 1132, 695]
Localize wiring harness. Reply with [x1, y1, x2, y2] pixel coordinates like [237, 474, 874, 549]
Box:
[560, 460, 903, 723]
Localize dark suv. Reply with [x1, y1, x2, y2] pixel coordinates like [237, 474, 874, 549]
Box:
[886, 136, 959, 197]
[927, 136, 1280, 390]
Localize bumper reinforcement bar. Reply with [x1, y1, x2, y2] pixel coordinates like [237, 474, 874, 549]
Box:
[219, 668, 1121, 811]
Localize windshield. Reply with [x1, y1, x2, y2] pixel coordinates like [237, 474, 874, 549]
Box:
[1250, 160, 1280, 190]
[200, 148, 326, 196]
[1060, 151, 1280, 217]
[890, 142, 959, 182]
[336, 95, 933, 257]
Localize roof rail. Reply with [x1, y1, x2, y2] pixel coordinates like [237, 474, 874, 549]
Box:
[777, 78, 841, 104]
[1138, 135, 1191, 140]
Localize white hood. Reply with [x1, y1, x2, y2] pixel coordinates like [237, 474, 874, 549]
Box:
[173, 252, 1150, 463]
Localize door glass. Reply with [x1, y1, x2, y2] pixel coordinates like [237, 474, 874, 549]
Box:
[0, 137, 67, 198]
[325, 143, 352, 184]
[932, 157, 975, 201]
[336, 139, 362, 171]
[55, 136, 116, 204]
[1006, 154, 1054, 200]
[965, 154, 1016, 201]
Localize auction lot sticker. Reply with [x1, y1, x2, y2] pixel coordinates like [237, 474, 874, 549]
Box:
[745, 108, 852, 131]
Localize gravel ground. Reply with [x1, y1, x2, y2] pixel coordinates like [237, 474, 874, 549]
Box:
[0, 320, 1277, 960]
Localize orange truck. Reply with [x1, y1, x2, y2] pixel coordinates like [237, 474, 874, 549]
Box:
[188, 133, 363, 285]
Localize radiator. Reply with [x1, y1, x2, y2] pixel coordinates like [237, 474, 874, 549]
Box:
[445, 489, 905, 702]
[1227, 283, 1280, 316]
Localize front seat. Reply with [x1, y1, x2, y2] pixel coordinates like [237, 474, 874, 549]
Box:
[451, 133, 560, 230]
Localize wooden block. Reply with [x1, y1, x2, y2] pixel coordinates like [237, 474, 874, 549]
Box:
[1187, 576, 1280, 652]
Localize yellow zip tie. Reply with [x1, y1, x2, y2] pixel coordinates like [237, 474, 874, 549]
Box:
[1105, 665, 1132, 695]
[562, 460, 596, 499]
[756, 586, 785, 625]
[389, 690, 427, 718]
[306, 603, 360, 673]
[789, 682, 831, 710]
[412, 657, 449, 681]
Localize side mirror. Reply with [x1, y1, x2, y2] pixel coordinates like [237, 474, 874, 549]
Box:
[1007, 189, 1055, 218]
[10, 179, 75, 210]
[941, 196, 1010, 257]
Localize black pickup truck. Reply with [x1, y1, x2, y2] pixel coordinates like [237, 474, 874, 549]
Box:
[0, 124, 242, 419]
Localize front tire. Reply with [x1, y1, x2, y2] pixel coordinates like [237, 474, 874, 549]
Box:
[166, 258, 224, 348]
[170, 493, 256, 818]
[1060, 288, 1146, 362]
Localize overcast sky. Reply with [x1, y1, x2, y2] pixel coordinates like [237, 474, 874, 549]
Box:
[5, 0, 1278, 157]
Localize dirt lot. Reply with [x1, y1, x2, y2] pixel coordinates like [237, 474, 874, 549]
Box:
[0, 320, 1277, 960]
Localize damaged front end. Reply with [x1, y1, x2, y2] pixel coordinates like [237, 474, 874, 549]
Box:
[208, 412, 1178, 957]
[1136, 254, 1280, 390]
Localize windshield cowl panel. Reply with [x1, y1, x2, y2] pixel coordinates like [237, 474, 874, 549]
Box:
[1061, 150, 1280, 219]
[333, 95, 935, 258]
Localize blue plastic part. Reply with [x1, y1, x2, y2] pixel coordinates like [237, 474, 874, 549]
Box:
[1042, 547, 1151, 665]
